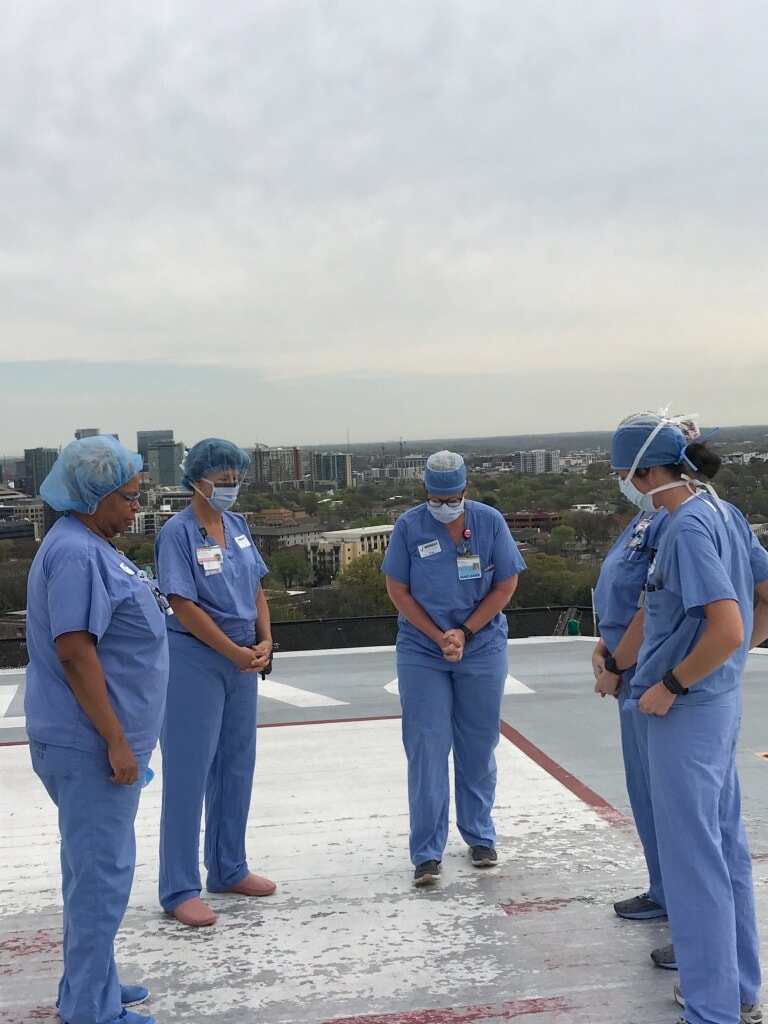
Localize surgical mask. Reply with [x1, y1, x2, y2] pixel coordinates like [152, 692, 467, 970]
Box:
[618, 475, 657, 514]
[427, 498, 465, 524]
[192, 480, 240, 512]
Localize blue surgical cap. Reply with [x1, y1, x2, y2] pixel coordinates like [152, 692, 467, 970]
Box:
[181, 438, 250, 491]
[610, 421, 688, 471]
[40, 436, 143, 514]
[424, 450, 467, 496]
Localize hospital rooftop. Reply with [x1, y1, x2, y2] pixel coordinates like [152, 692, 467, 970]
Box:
[2, 638, 768, 1024]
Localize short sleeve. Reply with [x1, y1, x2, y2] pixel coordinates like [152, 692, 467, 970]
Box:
[46, 546, 114, 642]
[670, 525, 738, 616]
[489, 512, 526, 581]
[155, 519, 199, 602]
[381, 517, 411, 584]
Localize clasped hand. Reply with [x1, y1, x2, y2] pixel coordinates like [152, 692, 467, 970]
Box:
[438, 629, 465, 662]
[232, 641, 272, 673]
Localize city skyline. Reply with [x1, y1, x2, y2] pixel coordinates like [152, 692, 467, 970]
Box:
[2, 2, 767, 449]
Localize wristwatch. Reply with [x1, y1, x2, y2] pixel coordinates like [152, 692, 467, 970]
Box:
[458, 624, 474, 643]
[603, 654, 622, 676]
[662, 669, 688, 696]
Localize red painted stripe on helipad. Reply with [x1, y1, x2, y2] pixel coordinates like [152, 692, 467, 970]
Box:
[499, 719, 630, 828]
[317, 995, 574, 1023]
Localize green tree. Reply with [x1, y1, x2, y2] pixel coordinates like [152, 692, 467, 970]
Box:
[269, 549, 312, 588]
[335, 551, 395, 616]
[0, 540, 14, 562]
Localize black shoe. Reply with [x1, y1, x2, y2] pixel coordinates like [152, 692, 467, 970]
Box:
[413, 860, 442, 886]
[651, 942, 678, 970]
[469, 845, 498, 867]
[613, 892, 667, 920]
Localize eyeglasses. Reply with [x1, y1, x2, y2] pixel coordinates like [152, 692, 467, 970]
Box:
[115, 489, 142, 507]
[426, 496, 464, 508]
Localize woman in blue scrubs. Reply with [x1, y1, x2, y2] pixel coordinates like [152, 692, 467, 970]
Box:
[155, 438, 274, 927]
[25, 436, 168, 1024]
[593, 498, 668, 922]
[382, 451, 526, 886]
[611, 417, 768, 1024]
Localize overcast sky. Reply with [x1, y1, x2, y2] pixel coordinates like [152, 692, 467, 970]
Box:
[1, 0, 767, 454]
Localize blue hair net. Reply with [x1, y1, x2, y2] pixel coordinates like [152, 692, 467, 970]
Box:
[610, 421, 688, 471]
[181, 438, 250, 491]
[424, 450, 467, 496]
[40, 436, 143, 514]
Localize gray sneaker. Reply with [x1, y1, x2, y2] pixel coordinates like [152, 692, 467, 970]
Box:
[613, 892, 666, 920]
[651, 942, 678, 969]
[413, 860, 442, 886]
[674, 983, 763, 1024]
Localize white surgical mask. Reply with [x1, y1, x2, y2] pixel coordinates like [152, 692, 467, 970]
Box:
[192, 480, 240, 512]
[427, 498, 465, 524]
[618, 475, 657, 513]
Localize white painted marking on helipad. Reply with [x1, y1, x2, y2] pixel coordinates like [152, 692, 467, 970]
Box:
[259, 677, 347, 707]
[0, 684, 20, 717]
[384, 674, 533, 696]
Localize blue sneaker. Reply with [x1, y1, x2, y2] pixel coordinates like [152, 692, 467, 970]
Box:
[613, 892, 667, 920]
[63, 1012, 155, 1024]
[651, 942, 677, 970]
[58, 985, 149, 1013]
[120, 987, 149, 1007]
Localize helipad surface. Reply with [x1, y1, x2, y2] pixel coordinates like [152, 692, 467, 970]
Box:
[2, 638, 767, 1024]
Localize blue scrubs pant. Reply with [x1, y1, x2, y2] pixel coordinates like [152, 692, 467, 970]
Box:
[159, 632, 257, 911]
[30, 741, 149, 1024]
[618, 669, 665, 909]
[398, 649, 508, 865]
[648, 695, 760, 1024]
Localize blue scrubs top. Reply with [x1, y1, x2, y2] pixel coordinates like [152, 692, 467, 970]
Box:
[632, 496, 768, 705]
[155, 505, 268, 646]
[381, 500, 526, 660]
[593, 510, 668, 655]
[25, 516, 169, 755]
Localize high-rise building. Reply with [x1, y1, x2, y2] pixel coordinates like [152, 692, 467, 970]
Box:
[24, 448, 59, 496]
[310, 451, 354, 490]
[137, 430, 174, 465]
[74, 428, 100, 440]
[147, 441, 185, 487]
[249, 445, 303, 488]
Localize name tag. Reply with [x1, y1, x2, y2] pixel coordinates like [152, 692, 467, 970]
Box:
[118, 562, 136, 575]
[457, 555, 481, 580]
[196, 545, 223, 575]
[234, 534, 252, 549]
[418, 540, 441, 558]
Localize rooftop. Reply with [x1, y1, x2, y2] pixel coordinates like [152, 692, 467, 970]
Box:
[2, 639, 768, 1024]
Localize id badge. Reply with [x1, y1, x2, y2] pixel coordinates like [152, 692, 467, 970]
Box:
[233, 534, 252, 550]
[457, 555, 481, 580]
[196, 545, 223, 575]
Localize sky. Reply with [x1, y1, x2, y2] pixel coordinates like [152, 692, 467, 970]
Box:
[1, 0, 767, 455]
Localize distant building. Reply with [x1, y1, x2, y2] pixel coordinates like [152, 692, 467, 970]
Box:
[503, 511, 563, 531]
[23, 448, 58, 496]
[310, 451, 354, 490]
[249, 509, 324, 558]
[308, 525, 394, 579]
[249, 445, 303, 489]
[137, 430, 174, 465]
[74, 428, 100, 439]
[146, 441, 185, 487]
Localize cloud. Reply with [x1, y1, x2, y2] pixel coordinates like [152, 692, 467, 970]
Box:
[1, 1, 767, 448]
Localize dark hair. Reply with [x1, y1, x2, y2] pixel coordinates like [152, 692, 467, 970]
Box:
[684, 442, 721, 480]
[660, 441, 721, 481]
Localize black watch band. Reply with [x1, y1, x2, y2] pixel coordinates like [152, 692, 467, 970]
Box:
[603, 654, 622, 676]
[662, 669, 688, 696]
[458, 624, 474, 643]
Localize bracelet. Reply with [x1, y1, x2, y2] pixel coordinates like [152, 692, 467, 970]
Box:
[603, 654, 622, 676]
[662, 669, 688, 696]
